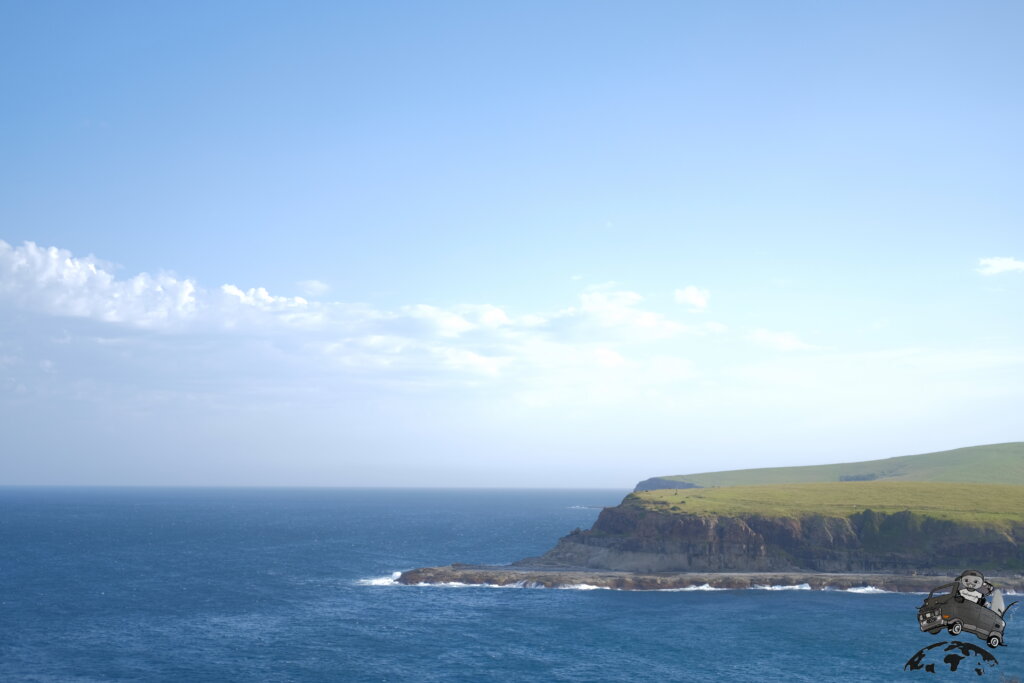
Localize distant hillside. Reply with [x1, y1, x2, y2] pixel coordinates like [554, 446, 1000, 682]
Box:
[634, 442, 1024, 490]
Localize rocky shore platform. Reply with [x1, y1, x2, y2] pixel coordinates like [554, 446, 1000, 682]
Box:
[398, 564, 1024, 593]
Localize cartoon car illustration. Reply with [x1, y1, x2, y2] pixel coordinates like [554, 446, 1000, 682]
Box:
[917, 579, 1015, 648]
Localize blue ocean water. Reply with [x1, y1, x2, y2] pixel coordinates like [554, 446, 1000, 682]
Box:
[1, 488, 1021, 682]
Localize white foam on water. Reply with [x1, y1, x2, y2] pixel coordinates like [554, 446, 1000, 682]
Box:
[418, 581, 476, 588]
[356, 571, 402, 586]
[402, 580, 608, 590]
[358, 573, 549, 589]
[360, 574, 936, 594]
[413, 581, 537, 589]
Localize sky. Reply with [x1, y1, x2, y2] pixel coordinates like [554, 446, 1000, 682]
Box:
[1, 1, 1022, 487]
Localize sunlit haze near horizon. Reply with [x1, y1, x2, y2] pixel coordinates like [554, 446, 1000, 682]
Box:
[2, 1, 1022, 487]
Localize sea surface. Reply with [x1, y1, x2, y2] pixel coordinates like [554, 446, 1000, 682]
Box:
[1, 487, 1021, 682]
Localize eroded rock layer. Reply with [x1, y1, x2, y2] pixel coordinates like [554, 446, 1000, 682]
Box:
[517, 504, 1024, 574]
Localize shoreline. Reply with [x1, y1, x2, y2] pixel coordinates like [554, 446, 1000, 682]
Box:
[397, 565, 1024, 593]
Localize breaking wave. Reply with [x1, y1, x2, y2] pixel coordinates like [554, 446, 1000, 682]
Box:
[359, 574, 934, 594]
[356, 572, 401, 586]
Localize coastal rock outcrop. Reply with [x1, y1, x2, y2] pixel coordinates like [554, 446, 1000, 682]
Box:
[397, 565, 1024, 592]
[516, 502, 1024, 574]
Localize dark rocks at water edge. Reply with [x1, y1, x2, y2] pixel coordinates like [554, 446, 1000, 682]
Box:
[397, 565, 1024, 592]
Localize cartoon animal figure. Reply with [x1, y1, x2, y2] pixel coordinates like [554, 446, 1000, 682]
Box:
[917, 569, 1018, 648]
[957, 570, 992, 607]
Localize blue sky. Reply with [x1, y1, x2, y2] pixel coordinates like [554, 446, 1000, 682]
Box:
[2, 1, 1022, 486]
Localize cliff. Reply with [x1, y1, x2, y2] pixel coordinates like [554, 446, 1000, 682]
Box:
[519, 484, 1024, 574]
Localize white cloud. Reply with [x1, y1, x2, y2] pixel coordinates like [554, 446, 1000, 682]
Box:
[0, 240, 198, 327]
[456, 304, 511, 328]
[978, 257, 1024, 275]
[221, 284, 308, 310]
[674, 285, 710, 312]
[0, 240, 333, 331]
[569, 287, 684, 339]
[297, 279, 331, 296]
[0, 240, 720, 395]
[750, 328, 816, 351]
[401, 304, 477, 337]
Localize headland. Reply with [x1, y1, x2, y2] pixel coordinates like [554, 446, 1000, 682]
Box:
[400, 444, 1024, 592]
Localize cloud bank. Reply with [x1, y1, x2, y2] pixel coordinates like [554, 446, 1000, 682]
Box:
[3, 240, 1023, 486]
[0, 241, 725, 395]
[0, 241, 200, 327]
[978, 257, 1024, 276]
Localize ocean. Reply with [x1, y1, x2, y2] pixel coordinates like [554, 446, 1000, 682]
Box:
[1, 487, 1020, 682]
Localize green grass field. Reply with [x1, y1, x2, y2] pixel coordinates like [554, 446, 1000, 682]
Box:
[651, 442, 1024, 488]
[631, 481, 1024, 527]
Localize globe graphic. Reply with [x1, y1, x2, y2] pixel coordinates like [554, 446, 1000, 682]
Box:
[905, 640, 999, 676]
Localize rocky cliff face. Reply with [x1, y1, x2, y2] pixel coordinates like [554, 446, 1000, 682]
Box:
[518, 503, 1024, 573]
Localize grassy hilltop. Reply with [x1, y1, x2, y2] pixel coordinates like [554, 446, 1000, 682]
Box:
[535, 444, 1024, 574]
[638, 442, 1024, 489]
[631, 481, 1024, 530]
